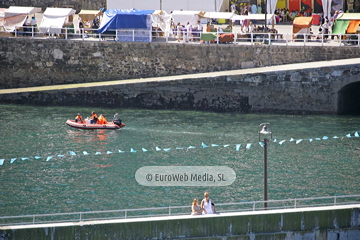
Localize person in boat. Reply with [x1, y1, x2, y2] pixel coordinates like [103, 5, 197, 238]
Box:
[90, 111, 98, 124]
[98, 114, 108, 124]
[113, 113, 122, 126]
[75, 113, 83, 123]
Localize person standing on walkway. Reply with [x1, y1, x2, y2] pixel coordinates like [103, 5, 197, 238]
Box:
[196, 20, 203, 41]
[322, 19, 330, 40]
[176, 22, 182, 42]
[201, 192, 216, 214]
[185, 22, 192, 42]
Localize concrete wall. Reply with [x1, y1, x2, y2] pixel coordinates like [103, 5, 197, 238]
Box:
[0, 205, 359, 240]
[0, 59, 359, 114]
[1, 38, 360, 90]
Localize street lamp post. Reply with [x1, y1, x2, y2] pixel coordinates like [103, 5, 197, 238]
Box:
[258, 123, 272, 209]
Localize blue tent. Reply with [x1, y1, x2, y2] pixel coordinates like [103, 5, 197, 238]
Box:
[98, 9, 155, 33]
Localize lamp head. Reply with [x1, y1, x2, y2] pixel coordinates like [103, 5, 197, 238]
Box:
[260, 125, 271, 134]
[258, 123, 272, 141]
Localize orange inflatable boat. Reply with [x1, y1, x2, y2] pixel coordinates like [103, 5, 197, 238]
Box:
[66, 119, 125, 130]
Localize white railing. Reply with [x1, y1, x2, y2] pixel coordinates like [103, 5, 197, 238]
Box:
[1, 26, 360, 47]
[0, 194, 359, 226]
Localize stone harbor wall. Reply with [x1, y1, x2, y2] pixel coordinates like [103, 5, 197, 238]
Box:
[0, 60, 359, 114]
[1, 38, 360, 89]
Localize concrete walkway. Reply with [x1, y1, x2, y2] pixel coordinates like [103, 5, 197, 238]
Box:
[1, 204, 359, 230]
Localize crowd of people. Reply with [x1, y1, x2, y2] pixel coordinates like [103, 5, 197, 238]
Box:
[78, 16, 100, 30]
[173, 20, 207, 42]
[303, 10, 345, 40]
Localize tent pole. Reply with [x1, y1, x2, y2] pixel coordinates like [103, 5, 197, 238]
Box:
[271, 0, 273, 29]
[265, 0, 267, 32]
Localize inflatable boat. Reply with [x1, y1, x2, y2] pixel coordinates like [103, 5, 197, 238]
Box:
[66, 119, 125, 130]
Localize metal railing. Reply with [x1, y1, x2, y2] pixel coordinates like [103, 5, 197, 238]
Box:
[1, 26, 360, 47]
[0, 194, 359, 227]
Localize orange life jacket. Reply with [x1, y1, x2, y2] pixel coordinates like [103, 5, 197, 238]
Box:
[98, 114, 108, 124]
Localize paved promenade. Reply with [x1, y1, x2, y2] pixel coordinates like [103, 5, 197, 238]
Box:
[1, 204, 359, 230]
[1, 204, 359, 240]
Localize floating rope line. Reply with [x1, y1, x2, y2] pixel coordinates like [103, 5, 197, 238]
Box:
[0, 131, 358, 166]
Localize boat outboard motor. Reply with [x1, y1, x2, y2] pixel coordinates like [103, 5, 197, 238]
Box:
[113, 113, 122, 126]
[114, 119, 122, 127]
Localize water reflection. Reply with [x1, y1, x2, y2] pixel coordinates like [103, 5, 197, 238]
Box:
[66, 129, 110, 145]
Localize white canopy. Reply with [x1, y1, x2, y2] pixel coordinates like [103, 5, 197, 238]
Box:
[203, 12, 234, 19]
[1, 6, 41, 32]
[232, 14, 274, 21]
[39, 8, 76, 34]
[0, 8, 7, 31]
[151, 10, 172, 36]
[78, 10, 102, 21]
[336, 13, 360, 20]
[171, 10, 205, 26]
[7, 6, 40, 14]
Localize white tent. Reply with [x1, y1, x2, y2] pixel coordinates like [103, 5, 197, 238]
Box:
[39, 8, 76, 34]
[203, 12, 234, 19]
[1, 6, 41, 32]
[78, 10, 102, 22]
[0, 8, 7, 31]
[231, 14, 274, 21]
[151, 10, 172, 35]
[171, 10, 205, 26]
[337, 13, 360, 20]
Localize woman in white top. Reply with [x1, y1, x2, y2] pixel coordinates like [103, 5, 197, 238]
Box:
[201, 192, 216, 214]
[322, 20, 329, 39]
[186, 22, 192, 42]
[176, 22, 182, 42]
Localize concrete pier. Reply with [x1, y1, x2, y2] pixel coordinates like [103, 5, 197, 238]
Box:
[1, 204, 359, 239]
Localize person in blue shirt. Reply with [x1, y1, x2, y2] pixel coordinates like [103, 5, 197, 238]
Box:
[251, 4, 257, 14]
[251, 4, 257, 23]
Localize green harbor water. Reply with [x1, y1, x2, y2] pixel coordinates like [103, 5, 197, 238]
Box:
[0, 104, 359, 217]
